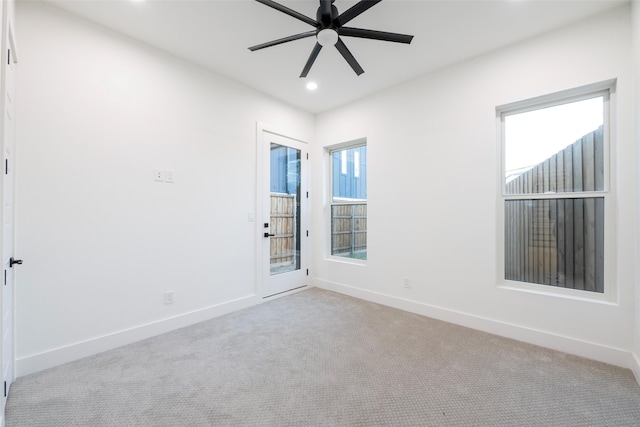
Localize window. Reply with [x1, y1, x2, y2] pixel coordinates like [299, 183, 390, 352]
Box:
[329, 142, 367, 260]
[498, 81, 614, 294]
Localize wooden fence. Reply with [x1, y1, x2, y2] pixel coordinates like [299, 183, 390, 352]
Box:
[270, 194, 296, 268]
[505, 126, 604, 292]
[331, 204, 367, 256]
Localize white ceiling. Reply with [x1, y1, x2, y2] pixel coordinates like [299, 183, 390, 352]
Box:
[45, 0, 627, 114]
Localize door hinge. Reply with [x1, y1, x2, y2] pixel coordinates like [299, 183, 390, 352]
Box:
[306, 269, 309, 276]
[4, 381, 6, 397]
[5, 159, 7, 175]
[6, 49, 9, 66]
[306, 191, 308, 198]
[306, 230, 308, 237]
[306, 153, 309, 160]
[3, 270, 6, 286]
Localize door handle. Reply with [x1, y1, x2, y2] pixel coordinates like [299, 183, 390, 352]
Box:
[9, 257, 22, 267]
[264, 233, 275, 238]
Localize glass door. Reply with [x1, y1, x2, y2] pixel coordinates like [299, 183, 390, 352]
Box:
[261, 131, 307, 297]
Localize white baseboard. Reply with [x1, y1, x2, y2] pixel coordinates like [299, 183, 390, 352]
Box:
[315, 279, 635, 371]
[631, 352, 640, 385]
[16, 294, 262, 377]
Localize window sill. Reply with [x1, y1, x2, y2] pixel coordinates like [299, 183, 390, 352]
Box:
[325, 255, 367, 267]
[498, 280, 617, 305]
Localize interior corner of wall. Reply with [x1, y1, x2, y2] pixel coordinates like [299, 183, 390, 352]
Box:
[631, 351, 640, 386]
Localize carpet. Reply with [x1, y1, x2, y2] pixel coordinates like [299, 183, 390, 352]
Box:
[6, 288, 640, 426]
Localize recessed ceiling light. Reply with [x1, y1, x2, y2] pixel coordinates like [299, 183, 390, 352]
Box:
[306, 82, 318, 91]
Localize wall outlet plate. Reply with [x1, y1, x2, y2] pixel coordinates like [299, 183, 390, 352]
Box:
[164, 291, 174, 304]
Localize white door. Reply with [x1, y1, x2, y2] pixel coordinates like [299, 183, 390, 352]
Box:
[1, 21, 17, 412]
[261, 131, 308, 297]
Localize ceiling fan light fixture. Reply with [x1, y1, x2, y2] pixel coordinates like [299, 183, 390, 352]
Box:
[250, 0, 414, 77]
[317, 29, 339, 47]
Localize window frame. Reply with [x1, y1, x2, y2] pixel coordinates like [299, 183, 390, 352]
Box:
[496, 80, 616, 303]
[326, 138, 368, 264]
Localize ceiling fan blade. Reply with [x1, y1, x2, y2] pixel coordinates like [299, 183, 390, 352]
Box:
[319, 0, 332, 26]
[249, 31, 317, 51]
[255, 0, 318, 27]
[337, 0, 382, 26]
[335, 38, 364, 76]
[300, 43, 323, 78]
[339, 27, 414, 44]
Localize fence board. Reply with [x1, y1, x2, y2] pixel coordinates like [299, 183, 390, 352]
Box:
[504, 127, 604, 293]
[542, 199, 550, 284]
[594, 127, 604, 191]
[564, 199, 575, 289]
[549, 199, 558, 285]
[270, 194, 296, 268]
[555, 149, 564, 192]
[556, 199, 566, 286]
[564, 145, 573, 192]
[583, 197, 596, 291]
[331, 204, 367, 256]
[595, 198, 605, 292]
[572, 198, 585, 290]
[549, 155, 557, 193]
[572, 140, 583, 192]
[583, 132, 595, 192]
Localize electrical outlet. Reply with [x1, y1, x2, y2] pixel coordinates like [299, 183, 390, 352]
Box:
[164, 291, 174, 305]
[403, 277, 411, 289]
[153, 169, 164, 182]
[153, 169, 175, 183]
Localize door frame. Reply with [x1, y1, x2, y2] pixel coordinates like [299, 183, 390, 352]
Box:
[255, 123, 309, 298]
[0, 13, 18, 419]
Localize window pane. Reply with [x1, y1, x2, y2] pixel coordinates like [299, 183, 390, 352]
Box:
[505, 97, 604, 194]
[269, 143, 301, 275]
[341, 151, 347, 174]
[331, 204, 367, 260]
[332, 146, 367, 200]
[505, 198, 604, 293]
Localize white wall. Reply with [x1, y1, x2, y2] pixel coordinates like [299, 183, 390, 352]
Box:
[313, 5, 636, 368]
[14, 1, 314, 375]
[15, 0, 638, 377]
[633, 0, 640, 381]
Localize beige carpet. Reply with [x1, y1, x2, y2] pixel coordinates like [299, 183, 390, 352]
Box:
[6, 288, 640, 426]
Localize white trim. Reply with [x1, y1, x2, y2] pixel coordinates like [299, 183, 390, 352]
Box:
[326, 137, 367, 152]
[255, 123, 264, 297]
[325, 139, 368, 261]
[496, 81, 617, 303]
[333, 197, 367, 203]
[498, 281, 618, 305]
[256, 123, 310, 298]
[16, 294, 261, 377]
[262, 284, 311, 301]
[325, 255, 367, 266]
[496, 79, 616, 115]
[315, 279, 634, 370]
[7, 21, 17, 64]
[632, 352, 640, 386]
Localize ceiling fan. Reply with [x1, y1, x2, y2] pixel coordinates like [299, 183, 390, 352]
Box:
[249, 0, 414, 77]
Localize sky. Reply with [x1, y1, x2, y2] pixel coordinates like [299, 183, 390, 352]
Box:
[504, 96, 603, 178]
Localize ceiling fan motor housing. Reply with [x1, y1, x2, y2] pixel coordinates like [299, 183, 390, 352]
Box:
[317, 2, 339, 29]
[249, 0, 414, 77]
